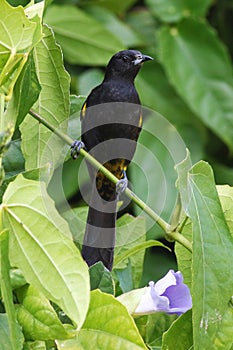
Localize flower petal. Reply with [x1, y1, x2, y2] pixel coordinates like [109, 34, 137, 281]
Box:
[154, 269, 177, 295]
[135, 282, 170, 314]
[162, 281, 192, 315]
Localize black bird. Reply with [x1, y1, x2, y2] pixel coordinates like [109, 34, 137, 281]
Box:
[72, 50, 153, 271]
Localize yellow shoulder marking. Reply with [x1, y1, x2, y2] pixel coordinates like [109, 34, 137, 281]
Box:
[139, 113, 143, 128]
[81, 102, 87, 120]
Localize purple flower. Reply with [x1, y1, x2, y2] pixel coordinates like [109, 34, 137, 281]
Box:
[135, 270, 192, 315]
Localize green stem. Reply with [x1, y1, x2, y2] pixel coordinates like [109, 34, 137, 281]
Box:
[29, 109, 192, 253]
[0, 228, 21, 350]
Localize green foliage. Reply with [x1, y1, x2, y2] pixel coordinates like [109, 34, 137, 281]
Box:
[57, 289, 147, 350]
[0, 0, 233, 349]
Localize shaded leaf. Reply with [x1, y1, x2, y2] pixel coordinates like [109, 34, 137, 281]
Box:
[4, 54, 41, 129]
[146, 0, 212, 22]
[89, 262, 115, 295]
[159, 18, 233, 150]
[44, 5, 123, 65]
[136, 61, 206, 161]
[85, 6, 142, 47]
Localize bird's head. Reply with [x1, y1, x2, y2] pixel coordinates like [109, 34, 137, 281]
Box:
[104, 50, 153, 81]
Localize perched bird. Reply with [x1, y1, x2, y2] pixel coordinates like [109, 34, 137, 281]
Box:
[72, 50, 153, 270]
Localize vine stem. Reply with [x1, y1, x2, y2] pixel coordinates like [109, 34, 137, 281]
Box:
[29, 109, 192, 253]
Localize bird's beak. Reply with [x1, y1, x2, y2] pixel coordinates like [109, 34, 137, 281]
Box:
[134, 54, 153, 65]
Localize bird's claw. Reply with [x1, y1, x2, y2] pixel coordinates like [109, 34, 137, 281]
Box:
[116, 170, 128, 194]
[70, 140, 85, 159]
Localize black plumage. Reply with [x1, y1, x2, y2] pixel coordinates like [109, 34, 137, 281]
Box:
[80, 50, 153, 270]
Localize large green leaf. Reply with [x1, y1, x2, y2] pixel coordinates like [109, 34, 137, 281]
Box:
[20, 25, 70, 172]
[0, 0, 42, 101]
[188, 161, 233, 349]
[1, 174, 90, 328]
[57, 289, 147, 350]
[146, 0, 212, 22]
[44, 5, 124, 65]
[159, 18, 233, 150]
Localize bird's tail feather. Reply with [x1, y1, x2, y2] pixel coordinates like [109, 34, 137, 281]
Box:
[81, 187, 117, 271]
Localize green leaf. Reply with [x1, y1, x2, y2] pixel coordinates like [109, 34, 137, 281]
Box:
[0, 229, 24, 350]
[10, 268, 27, 290]
[57, 289, 147, 350]
[20, 25, 70, 172]
[115, 214, 147, 288]
[0, 314, 14, 350]
[162, 310, 193, 349]
[1, 174, 90, 328]
[174, 219, 192, 289]
[146, 0, 212, 22]
[81, 0, 138, 15]
[188, 161, 233, 349]
[77, 69, 104, 96]
[135, 313, 176, 349]
[175, 149, 193, 216]
[85, 6, 141, 47]
[136, 62, 206, 161]
[217, 185, 233, 237]
[70, 95, 86, 117]
[4, 53, 41, 129]
[0, 0, 42, 100]
[0, 163, 51, 203]
[61, 206, 88, 247]
[159, 18, 233, 150]
[89, 262, 115, 295]
[130, 113, 185, 223]
[44, 5, 124, 66]
[126, 9, 157, 55]
[2, 139, 25, 178]
[114, 239, 167, 268]
[16, 285, 71, 341]
[23, 340, 46, 350]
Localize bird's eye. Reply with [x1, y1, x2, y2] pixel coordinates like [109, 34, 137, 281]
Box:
[122, 55, 129, 62]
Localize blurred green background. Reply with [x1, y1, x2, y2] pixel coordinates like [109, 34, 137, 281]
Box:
[7, 0, 233, 284]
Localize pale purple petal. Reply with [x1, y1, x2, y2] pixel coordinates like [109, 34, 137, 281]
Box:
[135, 281, 169, 314]
[154, 270, 177, 295]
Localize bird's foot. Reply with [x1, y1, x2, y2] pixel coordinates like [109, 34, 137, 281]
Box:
[116, 170, 128, 194]
[70, 140, 85, 159]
